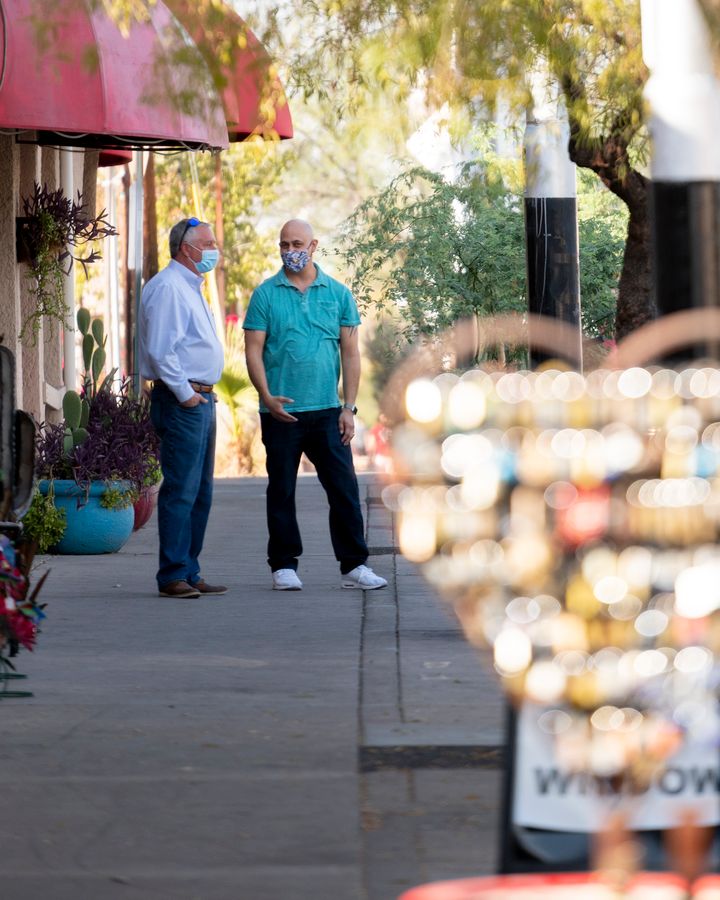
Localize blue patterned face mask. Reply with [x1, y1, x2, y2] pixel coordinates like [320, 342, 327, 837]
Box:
[281, 249, 310, 273]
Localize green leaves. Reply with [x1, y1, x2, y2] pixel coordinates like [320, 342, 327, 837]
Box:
[61, 390, 90, 455]
[91, 318, 104, 346]
[263, 0, 649, 334]
[62, 391, 83, 431]
[338, 150, 627, 346]
[76, 312, 110, 399]
[19, 184, 117, 343]
[338, 162, 526, 341]
[154, 144, 292, 311]
[21, 489, 66, 554]
[77, 307, 91, 335]
[215, 370, 252, 402]
[82, 333, 95, 374]
[91, 347, 106, 386]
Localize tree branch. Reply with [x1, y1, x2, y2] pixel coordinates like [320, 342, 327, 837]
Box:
[561, 71, 647, 206]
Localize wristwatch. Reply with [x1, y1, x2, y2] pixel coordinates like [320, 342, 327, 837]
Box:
[343, 403, 358, 415]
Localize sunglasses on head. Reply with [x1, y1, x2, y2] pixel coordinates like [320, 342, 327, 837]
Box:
[178, 216, 202, 247]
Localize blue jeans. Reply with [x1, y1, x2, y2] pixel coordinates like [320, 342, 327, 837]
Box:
[150, 384, 216, 588]
[260, 408, 368, 574]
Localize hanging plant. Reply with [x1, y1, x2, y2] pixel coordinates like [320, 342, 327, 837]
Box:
[16, 182, 118, 342]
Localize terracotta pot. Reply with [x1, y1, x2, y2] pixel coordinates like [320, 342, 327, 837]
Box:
[133, 482, 160, 531]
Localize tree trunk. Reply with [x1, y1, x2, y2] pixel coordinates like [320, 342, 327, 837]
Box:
[143, 153, 159, 284]
[214, 154, 226, 312]
[614, 184, 654, 340]
[567, 126, 654, 341]
[82, 150, 99, 216]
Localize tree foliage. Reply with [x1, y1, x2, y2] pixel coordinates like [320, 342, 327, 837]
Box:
[337, 156, 627, 345]
[362, 315, 413, 405]
[264, 0, 651, 339]
[154, 143, 293, 312]
[339, 166, 525, 335]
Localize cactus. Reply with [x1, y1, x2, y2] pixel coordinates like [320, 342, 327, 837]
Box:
[82, 332, 94, 373]
[61, 389, 89, 454]
[62, 389, 82, 429]
[62, 311, 119, 460]
[75, 309, 115, 398]
[76, 307, 91, 336]
[91, 346, 106, 385]
[91, 318, 104, 345]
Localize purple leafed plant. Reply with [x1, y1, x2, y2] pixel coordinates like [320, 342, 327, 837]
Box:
[36, 377, 159, 500]
[18, 182, 118, 342]
[21, 182, 117, 276]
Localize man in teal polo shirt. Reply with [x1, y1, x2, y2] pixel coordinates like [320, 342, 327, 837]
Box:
[244, 219, 387, 592]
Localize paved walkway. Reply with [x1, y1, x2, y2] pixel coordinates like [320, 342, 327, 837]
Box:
[0, 475, 504, 900]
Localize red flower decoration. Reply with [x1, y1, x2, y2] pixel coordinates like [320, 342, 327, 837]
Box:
[2, 610, 36, 650]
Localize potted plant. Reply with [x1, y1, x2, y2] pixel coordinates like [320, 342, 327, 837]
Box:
[132, 453, 162, 532]
[20, 487, 67, 553]
[17, 182, 117, 341]
[34, 311, 160, 554]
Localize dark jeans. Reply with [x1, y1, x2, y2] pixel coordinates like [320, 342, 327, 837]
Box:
[260, 408, 368, 574]
[150, 383, 216, 588]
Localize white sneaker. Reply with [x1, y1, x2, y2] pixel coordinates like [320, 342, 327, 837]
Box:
[341, 565, 388, 590]
[272, 569, 303, 591]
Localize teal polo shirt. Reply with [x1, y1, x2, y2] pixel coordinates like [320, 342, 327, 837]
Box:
[244, 264, 361, 413]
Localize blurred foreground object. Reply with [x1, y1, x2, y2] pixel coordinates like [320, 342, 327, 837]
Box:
[384, 311, 720, 873]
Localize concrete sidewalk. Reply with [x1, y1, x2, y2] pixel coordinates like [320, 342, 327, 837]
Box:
[0, 475, 504, 900]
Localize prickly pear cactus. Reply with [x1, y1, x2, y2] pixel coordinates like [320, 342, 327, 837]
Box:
[61, 390, 89, 454]
[76, 309, 113, 397]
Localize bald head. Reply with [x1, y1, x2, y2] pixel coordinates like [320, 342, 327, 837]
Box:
[280, 219, 314, 243]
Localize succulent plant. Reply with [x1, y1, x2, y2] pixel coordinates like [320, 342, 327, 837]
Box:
[77, 308, 113, 398]
[61, 389, 89, 455]
[18, 182, 117, 343]
[35, 311, 160, 509]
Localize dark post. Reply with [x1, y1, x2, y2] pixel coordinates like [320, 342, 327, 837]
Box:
[523, 116, 582, 370]
[643, 0, 720, 357]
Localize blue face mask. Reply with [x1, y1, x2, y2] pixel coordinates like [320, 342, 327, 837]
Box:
[188, 245, 220, 274]
[281, 249, 310, 273]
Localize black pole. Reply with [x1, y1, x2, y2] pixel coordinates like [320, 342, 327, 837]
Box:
[523, 117, 582, 371]
[650, 183, 720, 361]
[644, 0, 720, 359]
[493, 116, 584, 876]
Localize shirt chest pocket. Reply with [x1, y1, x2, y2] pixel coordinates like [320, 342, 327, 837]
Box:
[313, 300, 341, 334]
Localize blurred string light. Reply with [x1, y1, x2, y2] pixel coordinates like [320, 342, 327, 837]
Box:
[383, 366, 720, 781]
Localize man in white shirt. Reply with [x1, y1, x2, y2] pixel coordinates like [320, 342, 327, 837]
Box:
[138, 217, 226, 599]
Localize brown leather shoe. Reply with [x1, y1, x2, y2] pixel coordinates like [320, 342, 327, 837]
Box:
[158, 580, 201, 598]
[192, 580, 228, 595]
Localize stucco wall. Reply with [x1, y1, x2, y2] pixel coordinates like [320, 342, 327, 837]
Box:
[0, 143, 107, 425]
[38, 148, 68, 427]
[0, 136, 21, 410]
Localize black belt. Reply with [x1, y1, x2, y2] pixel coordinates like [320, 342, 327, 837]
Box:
[154, 380, 215, 394]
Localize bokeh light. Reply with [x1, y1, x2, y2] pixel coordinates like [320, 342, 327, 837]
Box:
[385, 365, 720, 781]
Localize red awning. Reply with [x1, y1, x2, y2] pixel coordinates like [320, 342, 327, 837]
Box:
[0, 0, 229, 151]
[98, 149, 134, 168]
[164, 0, 293, 141]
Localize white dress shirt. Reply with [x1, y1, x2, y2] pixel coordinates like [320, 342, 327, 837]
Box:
[138, 259, 224, 403]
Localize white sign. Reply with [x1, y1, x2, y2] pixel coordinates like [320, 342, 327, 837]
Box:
[513, 703, 720, 832]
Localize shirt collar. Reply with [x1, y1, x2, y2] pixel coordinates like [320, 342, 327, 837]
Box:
[169, 257, 204, 289]
[273, 262, 330, 289]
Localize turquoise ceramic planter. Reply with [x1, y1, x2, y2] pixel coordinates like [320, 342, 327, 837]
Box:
[38, 479, 134, 554]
